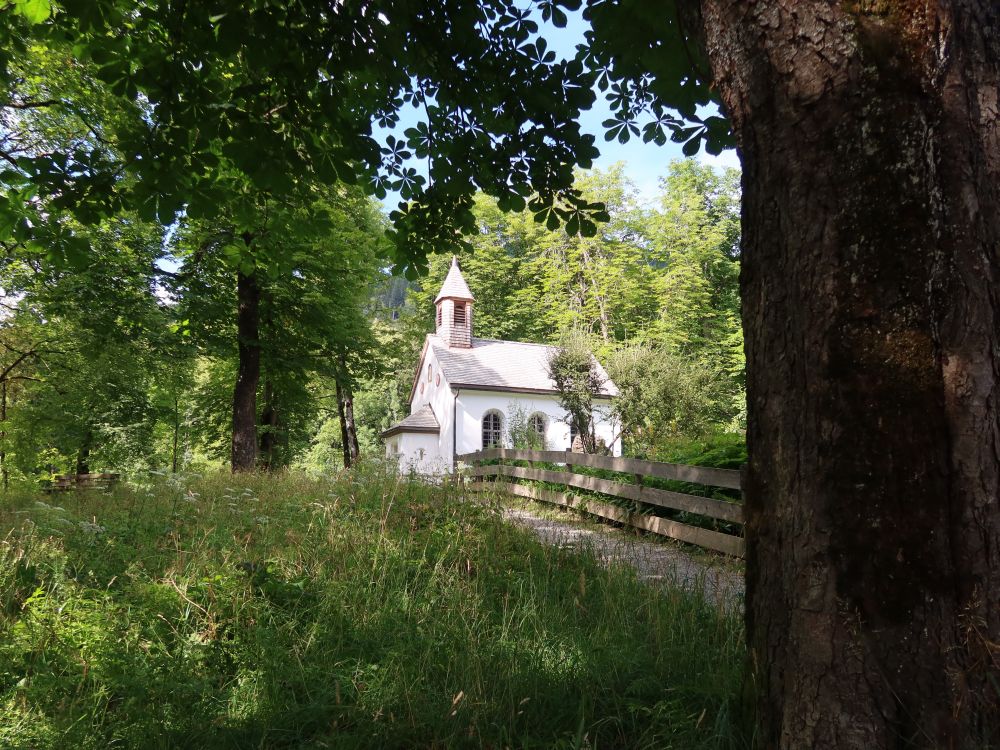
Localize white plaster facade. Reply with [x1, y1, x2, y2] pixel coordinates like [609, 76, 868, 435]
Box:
[382, 258, 621, 474]
[383, 431, 448, 475]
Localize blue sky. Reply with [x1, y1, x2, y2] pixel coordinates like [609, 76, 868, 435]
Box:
[541, 12, 739, 203]
[157, 16, 738, 278]
[378, 10, 739, 211]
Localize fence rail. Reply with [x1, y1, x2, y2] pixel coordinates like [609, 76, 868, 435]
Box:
[43, 472, 120, 493]
[462, 447, 742, 489]
[459, 448, 744, 557]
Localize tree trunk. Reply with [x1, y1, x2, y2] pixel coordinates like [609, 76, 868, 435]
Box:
[1, 379, 7, 490]
[335, 370, 360, 468]
[335, 380, 350, 469]
[258, 378, 279, 471]
[692, 1, 1000, 745]
[75, 430, 92, 475]
[231, 269, 261, 472]
[171, 394, 180, 474]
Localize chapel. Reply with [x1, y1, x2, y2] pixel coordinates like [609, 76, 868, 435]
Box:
[382, 258, 620, 474]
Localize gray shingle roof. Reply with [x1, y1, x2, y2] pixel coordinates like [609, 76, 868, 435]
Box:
[429, 335, 618, 397]
[381, 404, 440, 437]
[434, 258, 475, 302]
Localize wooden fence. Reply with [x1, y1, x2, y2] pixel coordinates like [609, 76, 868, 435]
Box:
[458, 448, 744, 557]
[43, 473, 119, 493]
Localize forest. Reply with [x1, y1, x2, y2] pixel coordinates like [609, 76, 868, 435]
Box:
[2, 138, 744, 481]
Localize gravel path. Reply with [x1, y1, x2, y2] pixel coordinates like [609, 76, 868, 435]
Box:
[502, 505, 744, 609]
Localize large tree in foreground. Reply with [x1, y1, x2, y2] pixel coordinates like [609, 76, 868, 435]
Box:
[719, 5, 997, 746]
[587, 0, 1000, 745]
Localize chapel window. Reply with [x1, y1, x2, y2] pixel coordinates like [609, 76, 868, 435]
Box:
[482, 411, 503, 449]
[528, 413, 546, 447]
[454, 302, 466, 325]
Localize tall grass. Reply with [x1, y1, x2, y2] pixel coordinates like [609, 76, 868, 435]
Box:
[0, 465, 745, 748]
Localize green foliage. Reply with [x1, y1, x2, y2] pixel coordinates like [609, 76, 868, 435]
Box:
[0, 0, 744, 474]
[405, 165, 664, 350]
[170, 183, 389, 470]
[294, 414, 347, 475]
[0, 0, 614, 271]
[506, 403, 547, 450]
[609, 343, 728, 453]
[0, 160, 742, 477]
[386, 162, 745, 458]
[0, 216, 179, 478]
[581, 0, 734, 155]
[653, 161, 742, 370]
[352, 378, 406, 456]
[0, 470, 746, 748]
[547, 330, 609, 454]
[649, 433, 748, 471]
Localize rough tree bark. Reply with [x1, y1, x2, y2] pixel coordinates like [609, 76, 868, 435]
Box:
[335, 368, 359, 469]
[687, 1, 1000, 746]
[231, 269, 261, 472]
[258, 378, 280, 471]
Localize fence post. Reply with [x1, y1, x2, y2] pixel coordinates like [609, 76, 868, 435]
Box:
[633, 472, 647, 517]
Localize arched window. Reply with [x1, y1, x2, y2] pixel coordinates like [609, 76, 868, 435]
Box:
[427, 363, 432, 382]
[528, 413, 547, 447]
[454, 302, 467, 325]
[436, 305, 442, 327]
[482, 411, 503, 448]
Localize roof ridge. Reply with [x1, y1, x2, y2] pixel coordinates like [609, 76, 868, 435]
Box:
[424, 333, 618, 398]
[469, 337, 558, 348]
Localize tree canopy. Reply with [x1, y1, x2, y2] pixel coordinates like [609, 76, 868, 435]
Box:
[1, 0, 737, 274]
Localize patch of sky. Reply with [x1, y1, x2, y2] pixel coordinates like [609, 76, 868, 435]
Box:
[153, 8, 740, 289]
[373, 7, 738, 212]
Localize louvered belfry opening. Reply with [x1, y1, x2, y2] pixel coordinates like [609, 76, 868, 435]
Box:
[434, 257, 474, 349]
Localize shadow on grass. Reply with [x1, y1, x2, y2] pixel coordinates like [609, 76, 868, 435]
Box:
[0, 467, 748, 749]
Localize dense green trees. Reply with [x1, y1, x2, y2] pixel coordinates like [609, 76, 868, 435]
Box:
[1, 1, 740, 471]
[1, 0, 613, 271]
[0, 156, 739, 478]
[0, 216, 170, 478]
[399, 161, 743, 454]
[170, 185, 387, 470]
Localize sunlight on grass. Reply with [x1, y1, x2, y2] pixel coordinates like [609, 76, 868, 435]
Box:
[0, 466, 746, 749]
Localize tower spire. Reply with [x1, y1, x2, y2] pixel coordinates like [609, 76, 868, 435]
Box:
[434, 258, 474, 348]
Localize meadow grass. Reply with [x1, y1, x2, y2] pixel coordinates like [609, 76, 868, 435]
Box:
[0, 466, 746, 749]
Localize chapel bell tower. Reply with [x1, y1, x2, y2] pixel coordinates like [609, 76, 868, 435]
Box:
[435, 257, 474, 348]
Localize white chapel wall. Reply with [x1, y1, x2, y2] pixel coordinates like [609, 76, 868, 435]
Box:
[454, 390, 620, 457]
[402, 343, 455, 470]
[394, 432, 449, 474]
